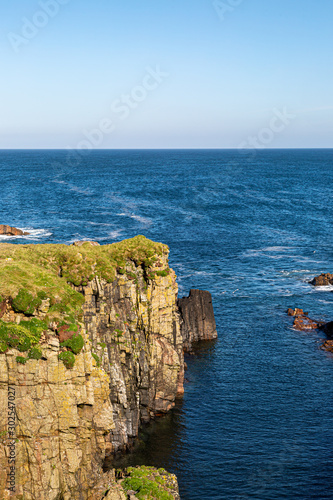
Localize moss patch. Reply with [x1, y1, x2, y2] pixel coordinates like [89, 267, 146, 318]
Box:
[16, 356, 28, 364]
[0, 319, 45, 354]
[60, 333, 84, 355]
[28, 346, 43, 360]
[58, 351, 75, 369]
[121, 466, 176, 500]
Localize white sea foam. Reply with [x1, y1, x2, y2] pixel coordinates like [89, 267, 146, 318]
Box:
[262, 246, 294, 252]
[108, 230, 124, 239]
[116, 212, 152, 226]
[313, 285, 333, 292]
[87, 222, 114, 227]
[0, 228, 52, 241]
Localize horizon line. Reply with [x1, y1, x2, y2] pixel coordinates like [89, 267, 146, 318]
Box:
[0, 147, 332, 151]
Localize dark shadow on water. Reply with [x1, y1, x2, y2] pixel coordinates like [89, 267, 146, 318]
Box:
[104, 398, 185, 472]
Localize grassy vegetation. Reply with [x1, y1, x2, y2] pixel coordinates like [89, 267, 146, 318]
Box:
[91, 353, 101, 367]
[0, 236, 169, 368]
[60, 333, 84, 355]
[16, 356, 28, 364]
[58, 351, 75, 369]
[0, 235, 168, 313]
[28, 346, 43, 360]
[121, 466, 175, 500]
[0, 318, 45, 354]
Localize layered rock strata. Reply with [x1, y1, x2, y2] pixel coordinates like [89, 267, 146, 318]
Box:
[0, 236, 215, 499]
[178, 289, 217, 352]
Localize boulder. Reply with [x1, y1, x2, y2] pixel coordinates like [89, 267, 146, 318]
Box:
[287, 308, 308, 317]
[309, 273, 333, 286]
[0, 224, 29, 236]
[178, 289, 217, 351]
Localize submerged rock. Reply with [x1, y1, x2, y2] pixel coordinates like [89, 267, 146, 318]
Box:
[178, 289, 218, 352]
[0, 224, 29, 236]
[309, 273, 333, 286]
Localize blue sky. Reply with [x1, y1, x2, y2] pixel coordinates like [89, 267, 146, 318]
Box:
[0, 0, 332, 148]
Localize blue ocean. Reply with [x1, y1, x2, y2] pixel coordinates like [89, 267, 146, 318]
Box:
[1, 149, 332, 500]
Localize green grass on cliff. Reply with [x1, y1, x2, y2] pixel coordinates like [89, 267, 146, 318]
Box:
[0, 236, 168, 367]
[0, 236, 168, 324]
[0, 318, 45, 354]
[121, 466, 175, 500]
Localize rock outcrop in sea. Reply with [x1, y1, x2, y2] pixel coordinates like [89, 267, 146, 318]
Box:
[287, 308, 333, 353]
[309, 273, 333, 286]
[0, 225, 29, 236]
[0, 236, 217, 499]
[178, 289, 218, 352]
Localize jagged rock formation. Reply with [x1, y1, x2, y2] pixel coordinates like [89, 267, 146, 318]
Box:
[178, 289, 217, 352]
[287, 308, 324, 331]
[0, 225, 29, 236]
[287, 308, 333, 354]
[0, 236, 215, 499]
[309, 273, 333, 286]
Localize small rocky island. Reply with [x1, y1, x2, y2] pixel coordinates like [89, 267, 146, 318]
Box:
[0, 236, 217, 499]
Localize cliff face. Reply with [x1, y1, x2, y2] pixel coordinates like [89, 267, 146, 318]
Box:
[0, 237, 185, 500]
[81, 255, 184, 456]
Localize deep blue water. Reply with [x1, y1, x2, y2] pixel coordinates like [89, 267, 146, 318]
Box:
[1, 149, 333, 499]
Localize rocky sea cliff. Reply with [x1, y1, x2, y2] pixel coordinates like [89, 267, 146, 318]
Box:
[0, 236, 217, 499]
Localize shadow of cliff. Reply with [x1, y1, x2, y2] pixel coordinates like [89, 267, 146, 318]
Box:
[103, 398, 185, 472]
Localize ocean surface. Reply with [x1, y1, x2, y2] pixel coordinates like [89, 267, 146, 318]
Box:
[1, 149, 333, 500]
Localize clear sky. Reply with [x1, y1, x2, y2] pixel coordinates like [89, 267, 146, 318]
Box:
[0, 0, 332, 148]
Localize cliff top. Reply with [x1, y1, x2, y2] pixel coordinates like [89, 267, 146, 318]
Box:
[0, 235, 169, 324]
